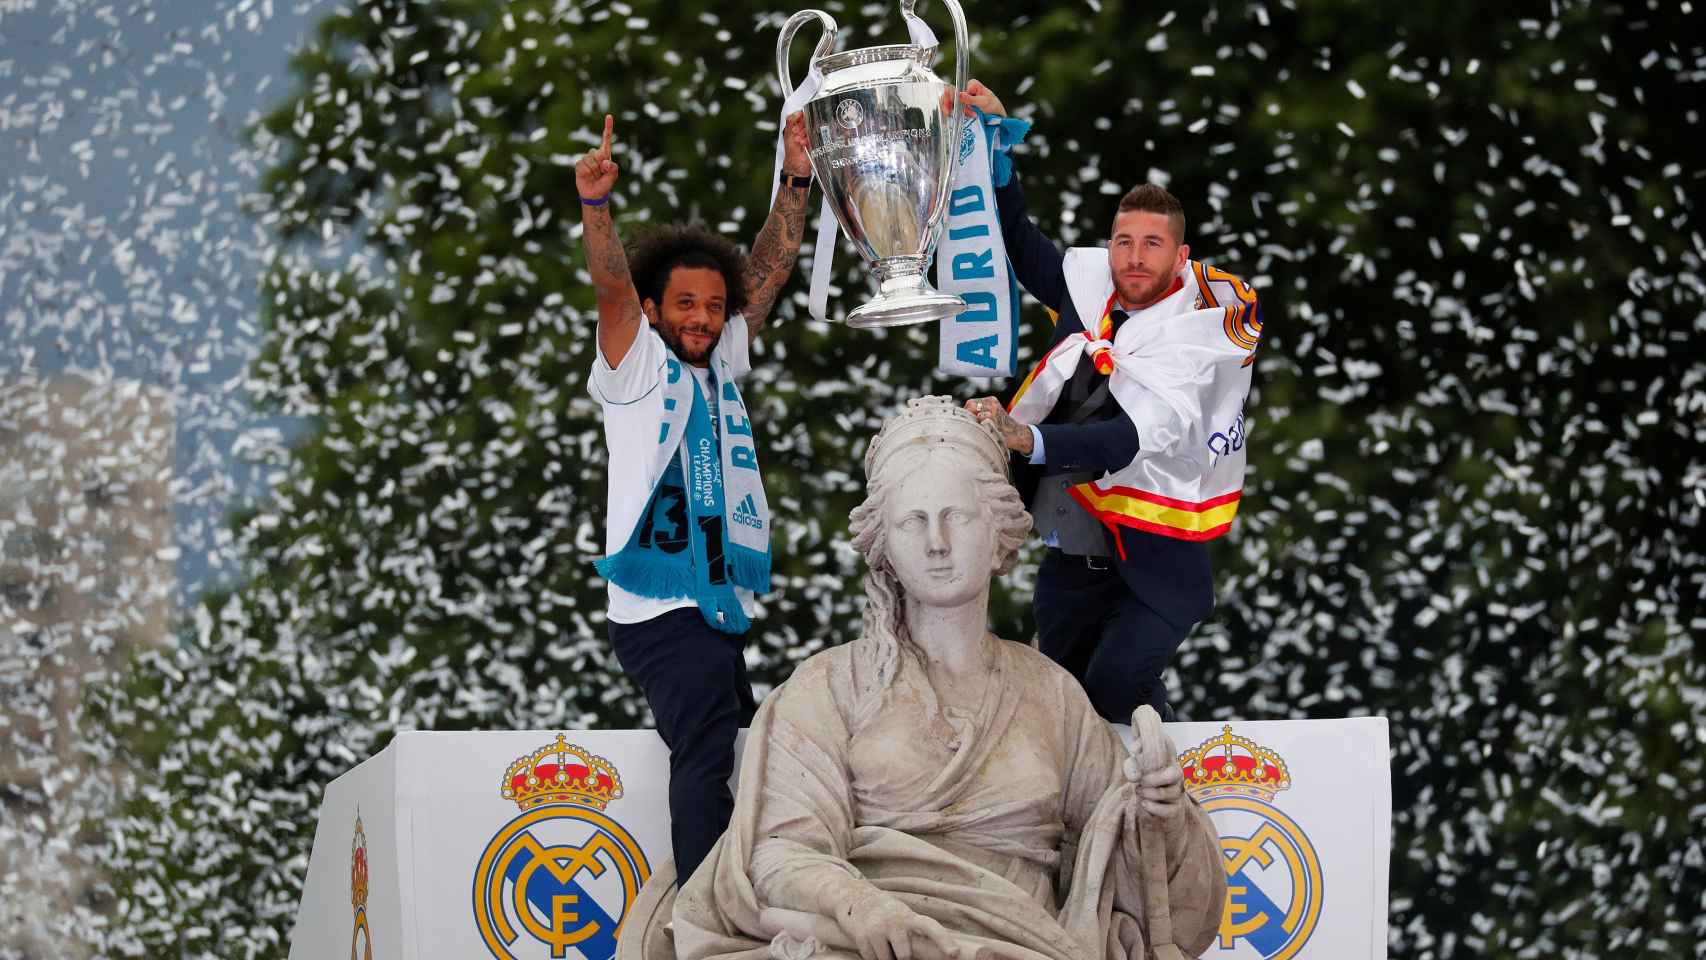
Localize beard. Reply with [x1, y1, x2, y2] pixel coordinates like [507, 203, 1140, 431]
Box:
[658, 322, 721, 364]
[1114, 268, 1175, 308]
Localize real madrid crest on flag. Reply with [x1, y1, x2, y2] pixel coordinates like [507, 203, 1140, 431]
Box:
[1180, 726, 1325, 960]
[472, 735, 651, 960]
[351, 811, 374, 960]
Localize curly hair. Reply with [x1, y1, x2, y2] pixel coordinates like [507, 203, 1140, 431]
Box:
[626, 222, 749, 317]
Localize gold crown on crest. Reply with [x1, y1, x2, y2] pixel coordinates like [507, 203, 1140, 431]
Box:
[350, 810, 369, 911]
[502, 734, 624, 811]
[863, 395, 1010, 481]
[1179, 725, 1292, 801]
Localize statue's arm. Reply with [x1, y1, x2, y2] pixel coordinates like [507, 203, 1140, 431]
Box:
[1153, 800, 1229, 955]
[746, 661, 864, 913]
[749, 837, 865, 912]
[1061, 696, 1227, 955]
[752, 838, 953, 959]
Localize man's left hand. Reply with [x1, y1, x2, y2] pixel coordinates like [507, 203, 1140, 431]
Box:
[782, 111, 811, 180]
[966, 396, 1032, 456]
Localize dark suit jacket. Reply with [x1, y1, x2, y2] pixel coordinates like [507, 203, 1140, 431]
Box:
[997, 174, 1214, 628]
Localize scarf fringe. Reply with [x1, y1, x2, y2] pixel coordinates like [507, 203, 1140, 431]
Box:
[594, 551, 698, 601]
[597, 541, 770, 599]
[728, 547, 771, 595]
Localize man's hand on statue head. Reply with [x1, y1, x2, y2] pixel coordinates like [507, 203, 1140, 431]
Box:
[839, 888, 961, 960]
[781, 110, 811, 178]
[965, 396, 1032, 456]
[576, 114, 620, 200]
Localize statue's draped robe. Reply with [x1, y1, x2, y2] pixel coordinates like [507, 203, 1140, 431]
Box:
[672, 637, 1226, 959]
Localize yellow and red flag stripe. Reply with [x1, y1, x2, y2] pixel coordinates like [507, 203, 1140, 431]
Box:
[1007, 338, 1062, 411]
[1068, 482, 1242, 543]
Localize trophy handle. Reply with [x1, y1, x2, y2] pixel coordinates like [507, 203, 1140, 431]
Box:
[776, 10, 839, 101]
[901, 0, 968, 129]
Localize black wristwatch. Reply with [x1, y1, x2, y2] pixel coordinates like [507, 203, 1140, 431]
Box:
[779, 171, 812, 189]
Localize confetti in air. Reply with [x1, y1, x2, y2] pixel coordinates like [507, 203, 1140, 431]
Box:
[1, 1, 1700, 957]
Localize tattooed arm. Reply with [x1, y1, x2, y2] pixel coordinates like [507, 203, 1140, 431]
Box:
[576, 114, 645, 368]
[743, 111, 813, 343]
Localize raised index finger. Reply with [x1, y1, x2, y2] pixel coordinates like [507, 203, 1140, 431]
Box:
[600, 114, 614, 156]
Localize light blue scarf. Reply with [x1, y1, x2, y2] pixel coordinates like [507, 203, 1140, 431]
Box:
[595, 357, 770, 633]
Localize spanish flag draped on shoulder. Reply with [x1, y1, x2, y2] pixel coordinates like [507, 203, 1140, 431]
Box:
[1008, 252, 1262, 544]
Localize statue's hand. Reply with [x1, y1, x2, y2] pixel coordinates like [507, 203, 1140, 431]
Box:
[1124, 757, 1188, 825]
[1125, 704, 1187, 829]
[836, 888, 960, 960]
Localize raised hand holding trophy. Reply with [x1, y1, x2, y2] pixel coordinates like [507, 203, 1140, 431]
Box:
[776, 0, 970, 328]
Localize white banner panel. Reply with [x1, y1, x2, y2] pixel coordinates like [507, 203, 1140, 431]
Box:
[292, 738, 398, 960]
[1165, 717, 1391, 960]
[290, 720, 1387, 960]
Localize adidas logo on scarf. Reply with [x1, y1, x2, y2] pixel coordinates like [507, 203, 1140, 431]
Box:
[733, 493, 763, 530]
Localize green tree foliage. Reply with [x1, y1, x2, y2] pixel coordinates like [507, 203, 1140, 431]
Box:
[93, 0, 1700, 957]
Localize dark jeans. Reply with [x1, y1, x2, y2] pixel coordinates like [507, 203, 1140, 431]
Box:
[608, 608, 756, 886]
[1034, 549, 1189, 724]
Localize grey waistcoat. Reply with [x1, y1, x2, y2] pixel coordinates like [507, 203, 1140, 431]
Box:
[1030, 365, 1116, 557]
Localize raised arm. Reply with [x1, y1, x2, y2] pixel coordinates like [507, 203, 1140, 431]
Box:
[743, 111, 813, 342]
[576, 115, 644, 368]
[959, 79, 1068, 314]
[995, 173, 1070, 313]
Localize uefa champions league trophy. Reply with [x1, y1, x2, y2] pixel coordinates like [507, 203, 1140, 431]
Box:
[776, 0, 970, 328]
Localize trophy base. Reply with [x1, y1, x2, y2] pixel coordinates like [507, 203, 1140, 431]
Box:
[847, 274, 968, 329]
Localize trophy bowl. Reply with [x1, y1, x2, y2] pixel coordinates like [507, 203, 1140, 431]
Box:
[779, 2, 969, 328]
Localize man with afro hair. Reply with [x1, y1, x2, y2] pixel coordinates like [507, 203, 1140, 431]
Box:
[576, 111, 813, 887]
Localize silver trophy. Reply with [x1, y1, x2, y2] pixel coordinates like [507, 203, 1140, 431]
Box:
[777, 0, 969, 328]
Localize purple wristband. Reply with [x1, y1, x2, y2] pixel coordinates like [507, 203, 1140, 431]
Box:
[580, 193, 609, 206]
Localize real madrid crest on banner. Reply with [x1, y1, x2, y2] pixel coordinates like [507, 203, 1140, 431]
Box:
[1181, 726, 1324, 960]
[351, 810, 374, 960]
[473, 735, 651, 960]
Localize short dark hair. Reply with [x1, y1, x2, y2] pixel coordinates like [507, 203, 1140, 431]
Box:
[627, 223, 748, 317]
[1116, 183, 1187, 244]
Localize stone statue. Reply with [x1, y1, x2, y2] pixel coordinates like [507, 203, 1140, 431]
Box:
[623, 396, 1226, 960]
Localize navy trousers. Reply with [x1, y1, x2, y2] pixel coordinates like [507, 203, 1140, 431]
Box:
[608, 608, 756, 886]
[1033, 549, 1188, 724]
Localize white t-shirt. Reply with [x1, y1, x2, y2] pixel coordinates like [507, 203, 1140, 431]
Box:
[588, 316, 758, 625]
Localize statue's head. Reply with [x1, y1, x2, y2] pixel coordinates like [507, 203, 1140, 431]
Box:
[848, 397, 1032, 690]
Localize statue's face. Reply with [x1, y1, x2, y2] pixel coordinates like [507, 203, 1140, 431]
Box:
[881, 451, 996, 609]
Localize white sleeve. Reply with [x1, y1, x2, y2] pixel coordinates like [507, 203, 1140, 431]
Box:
[717, 313, 752, 381]
[589, 322, 666, 404]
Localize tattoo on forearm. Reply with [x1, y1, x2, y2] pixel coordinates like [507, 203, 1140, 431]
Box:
[582, 206, 632, 291]
[580, 204, 641, 350]
[744, 188, 811, 333]
[994, 409, 1031, 453]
